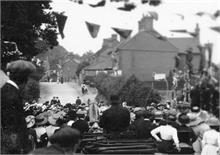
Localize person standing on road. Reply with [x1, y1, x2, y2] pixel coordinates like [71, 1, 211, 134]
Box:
[75, 97, 81, 106]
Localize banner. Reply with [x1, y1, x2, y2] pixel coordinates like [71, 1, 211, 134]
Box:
[85, 21, 100, 38]
[153, 73, 166, 80]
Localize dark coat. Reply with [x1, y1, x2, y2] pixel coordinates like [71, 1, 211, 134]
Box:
[71, 119, 89, 135]
[99, 104, 130, 133]
[129, 118, 153, 139]
[1, 83, 28, 154]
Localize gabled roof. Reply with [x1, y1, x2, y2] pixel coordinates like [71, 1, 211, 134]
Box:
[62, 59, 79, 66]
[117, 30, 178, 52]
[84, 57, 113, 70]
[168, 37, 200, 54]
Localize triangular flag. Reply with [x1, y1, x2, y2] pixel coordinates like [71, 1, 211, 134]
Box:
[54, 12, 67, 39]
[117, 3, 136, 11]
[148, 11, 158, 20]
[170, 29, 188, 33]
[210, 26, 220, 33]
[89, 0, 106, 7]
[85, 21, 100, 38]
[112, 27, 132, 39]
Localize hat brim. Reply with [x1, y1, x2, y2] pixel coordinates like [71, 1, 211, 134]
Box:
[27, 119, 35, 128]
[35, 118, 48, 126]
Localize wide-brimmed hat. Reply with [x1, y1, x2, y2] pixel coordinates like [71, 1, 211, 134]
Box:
[6, 60, 36, 75]
[25, 115, 35, 128]
[187, 110, 209, 127]
[48, 113, 60, 126]
[206, 117, 220, 127]
[35, 114, 48, 126]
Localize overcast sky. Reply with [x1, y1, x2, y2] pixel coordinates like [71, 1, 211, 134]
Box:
[51, 0, 220, 64]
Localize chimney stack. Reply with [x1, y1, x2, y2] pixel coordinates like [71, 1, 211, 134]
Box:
[138, 15, 154, 32]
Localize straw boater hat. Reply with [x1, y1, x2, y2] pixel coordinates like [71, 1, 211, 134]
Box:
[35, 113, 48, 126]
[25, 115, 35, 128]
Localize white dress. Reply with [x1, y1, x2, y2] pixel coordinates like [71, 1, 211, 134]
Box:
[201, 129, 220, 155]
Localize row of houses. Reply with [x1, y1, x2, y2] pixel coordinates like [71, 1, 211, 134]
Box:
[81, 15, 202, 82]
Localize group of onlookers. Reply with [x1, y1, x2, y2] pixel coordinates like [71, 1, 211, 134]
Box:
[1, 60, 220, 155]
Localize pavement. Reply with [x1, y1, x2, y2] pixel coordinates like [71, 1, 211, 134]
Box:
[39, 82, 97, 105]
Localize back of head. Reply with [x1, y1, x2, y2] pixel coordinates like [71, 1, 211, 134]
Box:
[49, 127, 80, 148]
[6, 60, 36, 84]
[110, 95, 119, 105]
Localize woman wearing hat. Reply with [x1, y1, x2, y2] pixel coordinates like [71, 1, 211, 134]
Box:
[34, 114, 49, 148]
[201, 118, 220, 155]
[177, 114, 197, 154]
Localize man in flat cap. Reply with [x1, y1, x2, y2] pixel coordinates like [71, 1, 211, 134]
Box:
[1, 60, 36, 154]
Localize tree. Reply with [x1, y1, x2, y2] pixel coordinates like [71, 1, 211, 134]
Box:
[1, 1, 59, 70]
[75, 61, 90, 77]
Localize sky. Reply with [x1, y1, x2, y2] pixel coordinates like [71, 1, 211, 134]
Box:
[51, 0, 220, 64]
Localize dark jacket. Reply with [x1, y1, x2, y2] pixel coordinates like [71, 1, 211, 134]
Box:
[71, 119, 89, 135]
[129, 118, 153, 139]
[99, 104, 130, 133]
[1, 83, 29, 154]
[177, 125, 197, 145]
[30, 144, 65, 154]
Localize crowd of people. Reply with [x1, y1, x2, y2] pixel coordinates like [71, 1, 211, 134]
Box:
[1, 60, 220, 155]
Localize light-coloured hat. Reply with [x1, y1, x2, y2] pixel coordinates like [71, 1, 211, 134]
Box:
[187, 111, 209, 127]
[25, 115, 35, 128]
[48, 113, 60, 126]
[206, 117, 220, 126]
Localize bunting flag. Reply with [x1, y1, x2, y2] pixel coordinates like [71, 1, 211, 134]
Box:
[148, 11, 158, 20]
[117, 3, 136, 11]
[112, 27, 132, 39]
[196, 10, 220, 20]
[85, 21, 100, 38]
[89, 0, 106, 7]
[54, 12, 67, 39]
[210, 26, 220, 33]
[175, 13, 184, 20]
[170, 29, 197, 37]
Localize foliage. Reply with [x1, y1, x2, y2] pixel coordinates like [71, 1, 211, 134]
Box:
[22, 78, 40, 103]
[118, 75, 161, 107]
[93, 74, 161, 107]
[76, 61, 90, 77]
[1, 1, 58, 69]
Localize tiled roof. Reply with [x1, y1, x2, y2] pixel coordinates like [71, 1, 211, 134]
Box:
[84, 57, 113, 70]
[117, 30, 178, 52]
[168, 37, 200, 54]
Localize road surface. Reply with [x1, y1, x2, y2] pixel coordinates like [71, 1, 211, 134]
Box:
[39, 82, 97, 105]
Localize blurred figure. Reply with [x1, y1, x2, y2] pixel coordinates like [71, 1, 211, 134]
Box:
[1, 60, 36, 154]
[99, 95, 130, 138]
[201, 118, 220, 155]
[75, 96, 81, 106]
[71, 112, 89, 136]
[88, 101, 99, 123]
[151, 118, 180, 154]
[129, 110, 153, 139]
[29, 127, 81, 155]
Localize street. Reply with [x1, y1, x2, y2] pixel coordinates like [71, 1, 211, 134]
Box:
[39, 82, 97, 105]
